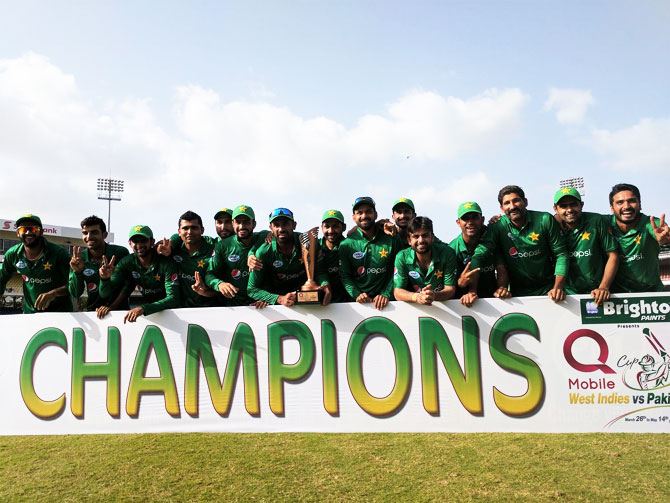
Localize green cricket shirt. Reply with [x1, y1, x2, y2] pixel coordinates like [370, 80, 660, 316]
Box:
[317, 238, 351, 303]
[339, 228, 404, 300]
[393, 243, 457, 293]
[471, 210, 569, 296]
[449, 232, 500, 298]
[562, 212, 617, 294]
[609, 213, 664, 292]
[171, 238, 217, 308]
[68, 243, 130, 311]
[205, 230, 270, 306]
[100, 252, 180, 315]
[248, 233, 328, 305]
[0, 238, 73, 313]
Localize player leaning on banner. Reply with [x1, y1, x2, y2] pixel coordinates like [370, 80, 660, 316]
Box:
[317, 209, 351, 303]
[608, 183, 670, 293]
[552, 188, 619, 305]
[339, 197, 404, 310]
[0, 214, 72, 313]
[393, 217, 457, 304]
[464, 185, 569, 306]
[99, 225, 180, 322]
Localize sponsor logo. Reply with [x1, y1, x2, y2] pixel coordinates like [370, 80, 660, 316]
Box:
[366, 267, 386, 275]
[413, 285, 420, 292]
[83, 268, 96, 277]
[581, 296, 670, 324]
[507, 233, 516, 241]
[357, 266, 365, 276]
[462, 257, 471, 265]
[353, 251, 365, 260]
[173, 255, 184, 263]
[21, 275, 28, 282]
[393, 267, 398, 277]
[569, 249, 592, 258]
[23, 276, 53, 285]
[481, 264, 495, 273]
[277, 272, 303, 281]
[131, 271, 141, 279]
[228, 254, 240, 262]
[409, 270, 420, 279]
[142, 287, 163, 295]
[508, 247, 541, 259]
[231, 269, 245, 280]
[170, 273, 179, 282]
[16, 260, 27, 269]
[87, 282, 97, 292]
[273, 260, 283, 268]
[563, 329, 616, 374]
[328, 266, 338, 273]
[625, 253, 645, 262]
[180, 273, 195, 282]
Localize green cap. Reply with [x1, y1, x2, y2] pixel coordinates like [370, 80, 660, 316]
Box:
[232, 205, 255, 220]
[457, 202, 482, 219]
[392, 198, 415, 211]
[321, 209, 344, 223]
[269, 208, 294, 223]
[554, 187, 582, 204]
[129, 225, 153, 240]
[214, 208, 233, 219]
[16, 214, 42, 227]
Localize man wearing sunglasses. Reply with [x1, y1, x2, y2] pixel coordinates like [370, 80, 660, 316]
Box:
[248, 208, 330, 306]
[339, 197, 404, 310]
[0, 214, 73, 313]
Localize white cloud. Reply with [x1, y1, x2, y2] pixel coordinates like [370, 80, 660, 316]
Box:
[585, 118, 670, 172]
[544, 87, 595, 124]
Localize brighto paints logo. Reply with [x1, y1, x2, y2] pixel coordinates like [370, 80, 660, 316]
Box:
[602, 298, 670, 320]
[508, 247, 541, 259]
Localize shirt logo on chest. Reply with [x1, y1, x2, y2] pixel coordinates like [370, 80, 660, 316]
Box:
[409, 270, 420, 279]
[528, 232, 540, 242]
[353, 251, 365, 260]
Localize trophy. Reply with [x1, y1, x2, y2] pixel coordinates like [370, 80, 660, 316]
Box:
[297, 227, 323, 304]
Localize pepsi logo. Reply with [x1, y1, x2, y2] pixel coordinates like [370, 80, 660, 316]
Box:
[357, 266, 365, 276]
[509, 247, 518, 257]
[87, 282, 97, 292]
[232, 269, 242, 280]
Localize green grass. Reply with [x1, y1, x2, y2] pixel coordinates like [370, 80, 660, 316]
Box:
[0, 433, 668, 502]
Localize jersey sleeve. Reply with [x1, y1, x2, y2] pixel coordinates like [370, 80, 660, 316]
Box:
[441, 246, 458, 287]
[471, 225, 498, 270]
[142, 260, 181, 315]
[338, 240, 363, 300]
[393, 252, 409, 290]
[546, 214, 569, 277]
[68, 269, 85, 299]
[598, 215, 617, 254]
[205, 240, 226, 291]
[0, 248, 17, 296]
[247, 243, 280, 305]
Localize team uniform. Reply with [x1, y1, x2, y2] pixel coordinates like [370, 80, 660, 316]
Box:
[562, 212, 618, 294]
[339, 228, 404, 300]
[171, 238, 218, 308]
[317, 237, 351, 303]
[0, 238, 73, 313]
[471, 210, 568, 296]
[68, 243, 130, 311]
[248, 234, 328, 305]
[449, 232, 500, 298]
[609, 214, 664, 292]
[206, 230, 270, 306]
[393, 243, 457, 293]
[100, 253, 180, 315]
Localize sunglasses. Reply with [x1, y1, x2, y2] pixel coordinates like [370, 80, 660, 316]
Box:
[17, 226, 41, 234]
[269, 208, 293, 219]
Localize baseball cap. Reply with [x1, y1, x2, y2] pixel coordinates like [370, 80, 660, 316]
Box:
[352, 196, 376, 211]
[214, 208, 233, 219]
[392, 198, 415, 211]
[269, 208, 294, 223]
[457, 202, 483, 219]
[232, 205, 255, 220]
[16, 214, 42, 227]
[554, 187, 582, 205]
[321, 209, 345, 223]
[129, 225, 153, 240]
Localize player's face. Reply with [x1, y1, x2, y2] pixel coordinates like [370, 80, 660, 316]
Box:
[353, 204, 377, 231]
[16, 220, 43, 248]
[270, 217, 296, 244]
[233, 216, 256, 240]
[129, 236, 154, 258]
[321, 219, 345, 244]
[409, 228, 434, 255]
[178, 219, 204, 245]
[456, 213, 484, 238]
[500, 193, 527, 225]
[392, 205, 415, 229]
[611, 190, 640, 224]
[554, 197, 583, 226]
[81, 225, 107, 251]
[215, 215, 233, 239]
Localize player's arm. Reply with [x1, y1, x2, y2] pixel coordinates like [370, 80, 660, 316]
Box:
[493, 264, 511, 299]
[546, 214, 568, 302]
[338, 242, 364, 300]
[650, 214, 670, 246]
[247, 245, 280, 305]
[141, 261, 181, 316]
[34, 247, 72, 310]
[0, 249, 17, 297]
[433, 246, 457, 302]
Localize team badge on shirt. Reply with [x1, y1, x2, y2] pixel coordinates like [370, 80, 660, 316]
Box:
[353, 251, 365, 259]
[409, 271, 420, 279]
[83, 268, 95, 276]
[132, 271, 141, 279]
[173, 255, 183, 263]
[228, 254, 240, 262]
[273, 260, 283, 268]
[16, 260, 27, 269]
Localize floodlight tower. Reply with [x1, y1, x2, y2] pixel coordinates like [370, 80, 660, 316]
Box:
[97, 178, 124, 232]
[559, 177, 585, 198]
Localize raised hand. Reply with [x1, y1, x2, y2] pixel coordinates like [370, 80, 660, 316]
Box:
[457, 262, 481, 289]
[156, 237, 172, 256]
[99, 255, 116, 280]
[70, 246, 84, 274]
[651, 214, 670, 246]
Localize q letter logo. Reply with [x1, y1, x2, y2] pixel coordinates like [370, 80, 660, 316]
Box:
[563, 329, 616, 374]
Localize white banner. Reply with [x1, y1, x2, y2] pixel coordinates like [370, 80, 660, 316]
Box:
[1, 294, 669, 435]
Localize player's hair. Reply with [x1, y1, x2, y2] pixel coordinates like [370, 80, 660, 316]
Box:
[609, 183, 641, 205]
[408, 216, 433, 234]
[80, 215, 106, 233]
[179, 211, 203, 227]
[497, 185, 525, 204]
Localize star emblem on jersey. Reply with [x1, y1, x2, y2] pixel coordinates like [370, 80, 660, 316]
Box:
[197, 259, 206, 268]
[436, 269, 443, 279]
[561, 188, 571, 194]
[379, 248, 389, 258]
[529, 232, 540, 242]
[581, 231, 591, 241]
[43, 261, 52, 270]
[634, 235, 642, 245]
[464, 202, 472, 209]
[154, 274, 161, 281]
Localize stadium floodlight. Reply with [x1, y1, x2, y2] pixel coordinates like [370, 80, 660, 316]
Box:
[559, 177, 585, 198]
[97, 178, 124, 231]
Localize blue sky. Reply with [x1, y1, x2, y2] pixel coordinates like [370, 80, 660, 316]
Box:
[1, 1, 668, 242]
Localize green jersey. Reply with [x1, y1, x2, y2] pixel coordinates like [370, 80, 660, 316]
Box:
[100, 253, 180, 315]
[0, 238, 73, 313]
[471, 210, 568, 296]
[205, 231, 270, 306]
[562, 212, 617, 294]
[393, 243, 457, 293]
[248, 233, 328, 305]
[449, 231, 500, 298]
[68, 243, 130, 311]
[609, 213, 664, 293]
[339, 228, 404, 300]
[317, 238, 351, 303]
[171, 238, 217, 308]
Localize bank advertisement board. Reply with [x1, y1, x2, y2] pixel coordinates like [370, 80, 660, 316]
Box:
[1, 293, 668, 435]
